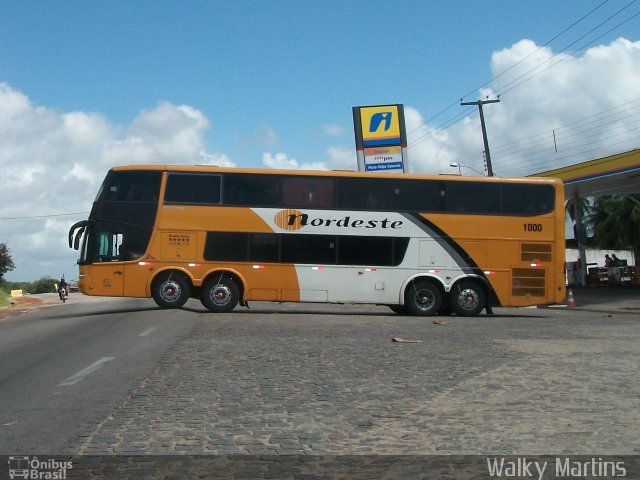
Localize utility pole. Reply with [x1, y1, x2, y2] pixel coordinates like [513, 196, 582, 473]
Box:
[461, 98, 500, 176]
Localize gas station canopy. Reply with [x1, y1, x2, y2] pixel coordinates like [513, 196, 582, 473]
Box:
[532, 148, 640, 198]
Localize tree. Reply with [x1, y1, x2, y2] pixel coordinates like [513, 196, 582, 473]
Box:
[565, 196, 592, 243]
[0, 243, 15, 283]
[565, 196, 591, 224]
[587, 194, 640, 263]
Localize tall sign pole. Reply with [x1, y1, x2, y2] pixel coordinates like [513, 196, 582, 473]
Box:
[461, 98, 500, 176]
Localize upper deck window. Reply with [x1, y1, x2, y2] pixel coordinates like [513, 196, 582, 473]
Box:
[101, 171, 161, 203]
[223, 174, 281, 207]
[501, 183, 554, 215]
[282, 177, 335, 208]
[337, 178, 446, 212]
[165, 173, 221, 205]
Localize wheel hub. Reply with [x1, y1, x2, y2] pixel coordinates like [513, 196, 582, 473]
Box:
[459, 289, 479, 309]
[161, 281, 182, 302]
[416, 289, 435, 310]
[211, 285, 232, 306]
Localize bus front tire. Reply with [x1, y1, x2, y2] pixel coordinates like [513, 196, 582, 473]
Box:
[405, 280, 442, 316]
[201, 275, 240, 313]
[152, 272, 190, 309]
[449, 280, 485, 316]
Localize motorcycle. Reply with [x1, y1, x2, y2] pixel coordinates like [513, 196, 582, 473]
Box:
[58, 286, 68, 303]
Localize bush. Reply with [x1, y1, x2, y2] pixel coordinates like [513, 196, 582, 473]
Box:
[4, 277, 57, 295]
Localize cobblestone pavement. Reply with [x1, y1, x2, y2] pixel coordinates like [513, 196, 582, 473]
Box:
[74, 303, 640, 457]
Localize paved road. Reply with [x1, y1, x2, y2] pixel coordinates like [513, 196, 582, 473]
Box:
[0, 291, 638, 478]
[0, 295, 197, 454]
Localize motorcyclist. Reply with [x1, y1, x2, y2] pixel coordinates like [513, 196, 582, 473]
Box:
[59, 277, 69, 300]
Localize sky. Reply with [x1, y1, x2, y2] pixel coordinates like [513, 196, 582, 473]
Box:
[1, 0, 640, 281]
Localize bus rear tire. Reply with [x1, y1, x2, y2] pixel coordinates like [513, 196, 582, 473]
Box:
[449, 280, 485, 316]
[152, 272, 190, 309]
[405, 280, 442, 316]
[201, 275, 240, 313]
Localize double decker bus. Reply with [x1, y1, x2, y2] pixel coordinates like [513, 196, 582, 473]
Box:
[68, 165, 565, 316]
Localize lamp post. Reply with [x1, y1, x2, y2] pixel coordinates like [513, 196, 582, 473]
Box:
[449, 162, 486, 176]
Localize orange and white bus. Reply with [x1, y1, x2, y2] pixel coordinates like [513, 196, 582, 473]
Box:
[68, 165, 565, 316]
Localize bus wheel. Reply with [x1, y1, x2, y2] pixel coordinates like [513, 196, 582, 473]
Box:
[449, 280, 485, 316]
[201, 275, 240, 313]
[152, 272, 190, 309]
[405, 280, 442, 316]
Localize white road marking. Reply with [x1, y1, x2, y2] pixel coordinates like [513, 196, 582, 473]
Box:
[58, 357, 115, 386]
[138, 326, 158, 337]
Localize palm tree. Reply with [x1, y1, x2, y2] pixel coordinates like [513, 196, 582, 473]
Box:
[565, 196, 591, 243]
[565, 196, 591, 223]
[587, 194, 640, 263]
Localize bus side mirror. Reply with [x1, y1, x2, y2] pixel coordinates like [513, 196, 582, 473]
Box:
[73, 227, 84, 250]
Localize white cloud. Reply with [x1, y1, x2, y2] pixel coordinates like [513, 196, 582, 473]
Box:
[254, 123, 279, 147]
[324, 124, 345, 136]
[105, 102, 212, 166]
[198, 151, 236, 167]
[0, 84, 230, 281]
[262, 152, 300, 169]
[407, 38, 640, 176]
[325, 146, 357, 170]
[262, 152, 328, 170]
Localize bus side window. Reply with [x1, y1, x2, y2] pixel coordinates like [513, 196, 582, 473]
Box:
[282, 177, 335, 208]
[501, 183, 555, 215]
[447, 181, 499, 214]
[224, 174, 280, 207]
[165, 173, 221, 205]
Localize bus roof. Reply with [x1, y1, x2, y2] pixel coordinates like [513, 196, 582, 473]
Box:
[109, 164, 563, 186]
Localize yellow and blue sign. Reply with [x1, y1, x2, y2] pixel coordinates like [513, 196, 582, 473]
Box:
[359, 105, 402, 147]
[353, 104, 407, 172]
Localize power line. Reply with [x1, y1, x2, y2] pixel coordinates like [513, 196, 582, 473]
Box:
[488, 97, 640, 167]
[499, 131, 640, 176]
[0, 212, 89, 220]
[495, 4, 640, 97]
[408, 1, 639, 151]
[407, 107, 474, 147]
[406, 0, 615, 140]
[490, 97, 640, 155]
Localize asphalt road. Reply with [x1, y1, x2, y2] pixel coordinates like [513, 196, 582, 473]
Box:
[0, 293, 638, 478]
[0, 296, 198, 454]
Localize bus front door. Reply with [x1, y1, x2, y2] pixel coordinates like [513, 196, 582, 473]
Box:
[85, 262, 125, 297]
[85, 230, 125, 296]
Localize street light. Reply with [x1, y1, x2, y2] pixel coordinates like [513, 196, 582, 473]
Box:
[449, 162, 486, 176]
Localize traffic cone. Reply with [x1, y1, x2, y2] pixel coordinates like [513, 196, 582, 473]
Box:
[567, 288, 576, 308]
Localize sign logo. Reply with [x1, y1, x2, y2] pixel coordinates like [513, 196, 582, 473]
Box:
[360, 105, 401, 147]
[274, 209, 305, 231]
[369, 112, 392, 133]
[274, 210, 404, 231]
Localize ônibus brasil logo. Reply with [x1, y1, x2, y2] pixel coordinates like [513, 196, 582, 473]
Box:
[7, 456, 73, 479]
[274, 209, 403, 232]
